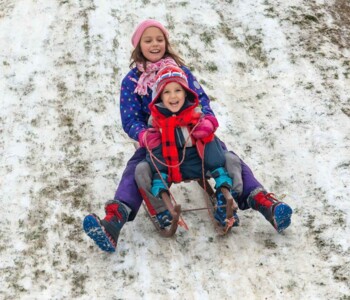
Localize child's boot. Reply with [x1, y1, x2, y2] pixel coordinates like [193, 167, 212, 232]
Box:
[155, 210, 173, 229]
[214, 190, 240, 227]
[151, 173, 173, 228]
[212, 167, 239, 227]
[83, 200, 129, 252]
[247, 188, 293, 233]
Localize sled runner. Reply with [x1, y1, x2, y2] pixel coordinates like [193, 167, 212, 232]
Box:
[142, 178, 239, 237]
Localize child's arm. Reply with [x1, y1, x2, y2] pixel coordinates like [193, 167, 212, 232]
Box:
[192, 113, 219, 140]
[138, 127, 161, 149]
[119, 72, 149, 141]
[181, 66, 215, 116]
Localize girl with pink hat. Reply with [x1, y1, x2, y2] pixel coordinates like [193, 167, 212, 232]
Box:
[83, 19, 293, 253]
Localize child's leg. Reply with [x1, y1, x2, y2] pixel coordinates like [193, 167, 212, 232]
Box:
[213, 138, 292, 232]
[137, 146, 173, 229]
[224, 152, 243, 197]
[135, 161, 169, 215]
[83, 147, 146, 252]
[150, 172, 173, 229]
[202, 139, 240, 226]
[135, 164, 173, 229]
[203, 138, 234, 190]
[114, 147, 148, 219]
[216, 137, 261, 209]
[236, 157, 264, 209]
[247, 188, 293, 233]
[228, 152, 292, 232]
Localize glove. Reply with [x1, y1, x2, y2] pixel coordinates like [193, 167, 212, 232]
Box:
[138, 128, 161, 150]
[192, 115, 218, 139]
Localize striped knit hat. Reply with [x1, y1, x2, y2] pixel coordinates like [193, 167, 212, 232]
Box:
[151, 65, 197, 104]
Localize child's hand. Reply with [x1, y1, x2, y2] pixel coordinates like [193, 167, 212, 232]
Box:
[192, 115, 218, 139]
[139, 128, 162, 149]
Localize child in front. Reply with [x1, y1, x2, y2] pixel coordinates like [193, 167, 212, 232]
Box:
[83, 19, 293, 253]
[135, 64, 239, 229]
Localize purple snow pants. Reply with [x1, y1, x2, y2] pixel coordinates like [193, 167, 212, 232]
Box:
[114, 146, 263, 221]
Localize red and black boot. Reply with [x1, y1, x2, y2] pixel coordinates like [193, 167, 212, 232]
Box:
[83, 200, 129, 252]
[248, 189, 292, 233]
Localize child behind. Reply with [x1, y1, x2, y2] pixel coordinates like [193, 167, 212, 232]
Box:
[136, 65, 239, 228]
[83, 19, 292, 253]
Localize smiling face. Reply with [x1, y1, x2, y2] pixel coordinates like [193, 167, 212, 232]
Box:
[140, 27, 166, 62]
[160, 82, 186, 113]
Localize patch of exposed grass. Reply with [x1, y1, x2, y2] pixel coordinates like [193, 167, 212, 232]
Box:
[205, 61, 218, 72]
[200, 30, 215, 48]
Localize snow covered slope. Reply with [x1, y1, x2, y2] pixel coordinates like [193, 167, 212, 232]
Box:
[1, 0, 349, 299]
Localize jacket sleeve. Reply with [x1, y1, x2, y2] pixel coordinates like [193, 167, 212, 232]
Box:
[181, 66, 215, 116]
[119, 73, 149, 141]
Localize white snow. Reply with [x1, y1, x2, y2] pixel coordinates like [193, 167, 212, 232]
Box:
[1, 0, 349, 299]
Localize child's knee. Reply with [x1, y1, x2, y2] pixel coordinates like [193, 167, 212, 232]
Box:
[204, 140, 226, 169]
[135, 161, 152, 189]
[225, 152, 243, 196]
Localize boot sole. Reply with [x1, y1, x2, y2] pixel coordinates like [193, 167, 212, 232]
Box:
[273, 203, 293, 233]
[83, 214, 116, 252]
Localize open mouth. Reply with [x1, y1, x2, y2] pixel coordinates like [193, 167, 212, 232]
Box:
[169, 101, 180, 106]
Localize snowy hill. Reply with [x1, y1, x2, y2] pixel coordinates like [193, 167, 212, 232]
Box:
[1, 0, 349, 299]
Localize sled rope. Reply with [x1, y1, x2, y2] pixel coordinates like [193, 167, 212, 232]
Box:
[199, 143, 212, 218]
[145, 121, 201, 180]
[145, 122, 200, 169]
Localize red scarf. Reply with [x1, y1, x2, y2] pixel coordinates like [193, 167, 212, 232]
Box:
[151, 106, 201, 183]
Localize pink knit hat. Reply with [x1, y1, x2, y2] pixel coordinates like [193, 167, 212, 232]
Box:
[131, 19, 169, 47]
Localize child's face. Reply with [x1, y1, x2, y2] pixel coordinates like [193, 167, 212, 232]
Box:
[140, 27, 166, 63]
[160, 82, 186, 113]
